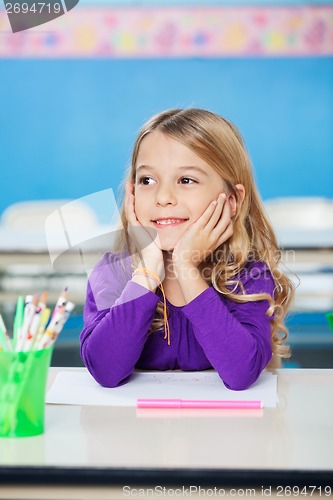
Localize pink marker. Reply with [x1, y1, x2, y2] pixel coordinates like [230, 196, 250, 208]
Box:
[137, 399, 263, 409]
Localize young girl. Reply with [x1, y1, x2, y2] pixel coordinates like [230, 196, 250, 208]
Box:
[80, 108, 294, 390]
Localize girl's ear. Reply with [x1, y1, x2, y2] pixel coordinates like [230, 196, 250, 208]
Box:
[229, 184, 245, 217]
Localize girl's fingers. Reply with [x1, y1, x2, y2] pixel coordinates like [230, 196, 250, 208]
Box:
[211, 199, 232, 236]
[197, 193, 225, 228]
[125, 183, 158, 251]
[215, 221, 234, 247]
[206, 193, 227, 230]
[124, 182, 132, 203]
[125, 183, 139, 227]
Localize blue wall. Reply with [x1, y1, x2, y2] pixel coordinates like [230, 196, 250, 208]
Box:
[1, 57, 332, 218]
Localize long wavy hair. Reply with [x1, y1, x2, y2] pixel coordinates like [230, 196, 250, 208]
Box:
[114, 108, 294, 362]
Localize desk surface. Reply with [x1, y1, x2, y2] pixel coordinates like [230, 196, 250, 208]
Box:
[0, 368, 333, 488]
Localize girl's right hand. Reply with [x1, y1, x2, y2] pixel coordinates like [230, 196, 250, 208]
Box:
[125, 182, 165, 280]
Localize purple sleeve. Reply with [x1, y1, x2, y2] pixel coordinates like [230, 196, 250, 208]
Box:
[182, 264, 274, 390]
[80, 254, 159, 387]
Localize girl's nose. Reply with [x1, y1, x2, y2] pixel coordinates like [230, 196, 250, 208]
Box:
[155, 186, 177, 206]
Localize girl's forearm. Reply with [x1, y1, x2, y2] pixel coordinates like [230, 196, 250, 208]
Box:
[182, 287, 272, 390]
[80, 281, 159, 387]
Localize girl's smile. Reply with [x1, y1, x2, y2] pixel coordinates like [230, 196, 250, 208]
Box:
[134, 131, 225, 250]
[152, 217, 189, 227]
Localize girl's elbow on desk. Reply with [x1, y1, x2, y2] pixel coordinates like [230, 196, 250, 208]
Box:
[223, 377, 257, 391]
[97, 373, 131, 388]
[80, 343, 132, 388]
[219, 354, 271, 391]
[87, 364, 131, 388]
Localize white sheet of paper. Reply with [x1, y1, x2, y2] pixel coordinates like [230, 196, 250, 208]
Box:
[46, 370, 278, 408]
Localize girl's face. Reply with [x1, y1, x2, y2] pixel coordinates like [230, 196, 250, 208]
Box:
[134, 131, 226, 251]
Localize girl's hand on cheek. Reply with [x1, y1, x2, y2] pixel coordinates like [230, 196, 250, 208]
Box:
[125, 183, 164, 278]
[172, 192, 234, 271]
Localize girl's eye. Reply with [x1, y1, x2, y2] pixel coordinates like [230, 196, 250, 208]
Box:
[137, 176, 196, 186]
[138, 176, 156, 185]
[180, 177, 196, 184]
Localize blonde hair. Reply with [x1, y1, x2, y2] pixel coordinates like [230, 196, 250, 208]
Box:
[115, 108, 294, 361]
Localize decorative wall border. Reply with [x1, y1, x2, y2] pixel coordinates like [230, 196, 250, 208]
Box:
[0, 6, 332, 57]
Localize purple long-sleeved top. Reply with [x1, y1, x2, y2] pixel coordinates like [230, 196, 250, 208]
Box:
[80, 252, 274, 390]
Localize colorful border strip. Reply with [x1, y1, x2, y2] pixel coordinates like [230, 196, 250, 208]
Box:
[0, 6, 333, 58]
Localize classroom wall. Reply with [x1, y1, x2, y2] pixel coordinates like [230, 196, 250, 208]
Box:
[0, 2, 332, 219]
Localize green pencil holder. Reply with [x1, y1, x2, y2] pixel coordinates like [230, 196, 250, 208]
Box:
[0, 347, 53, 438]
[326, 312, 333, 333]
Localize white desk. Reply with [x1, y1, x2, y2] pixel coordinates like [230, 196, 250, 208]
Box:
[0, 369, 332, 500]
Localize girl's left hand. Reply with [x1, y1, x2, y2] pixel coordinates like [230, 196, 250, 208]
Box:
[172, 192, 233, 270]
